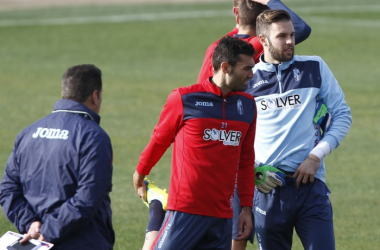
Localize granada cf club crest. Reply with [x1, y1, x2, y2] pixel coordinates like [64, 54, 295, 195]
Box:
[237, 99, 244, 115]
[293, 68, 301, 81]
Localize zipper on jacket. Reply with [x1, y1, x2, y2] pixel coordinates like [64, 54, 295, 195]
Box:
[223, 98, 226, 120]
[274, 64, 283, 94]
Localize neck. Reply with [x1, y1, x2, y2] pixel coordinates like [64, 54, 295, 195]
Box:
[211, 73, 230, 96]
[263, 51, 281, 64]
[238, 25, 256, 37]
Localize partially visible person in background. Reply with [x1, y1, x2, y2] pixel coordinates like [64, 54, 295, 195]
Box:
[197, 0, 311, 84]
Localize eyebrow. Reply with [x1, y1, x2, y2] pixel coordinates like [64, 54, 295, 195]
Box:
[276, 30, 295, 36]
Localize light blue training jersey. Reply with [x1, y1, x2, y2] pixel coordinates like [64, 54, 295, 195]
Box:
[246, 55, 352, 182]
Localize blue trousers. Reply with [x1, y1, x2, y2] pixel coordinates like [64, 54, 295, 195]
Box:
[153, 210, 232, 250]
[254, 176, 335, 250]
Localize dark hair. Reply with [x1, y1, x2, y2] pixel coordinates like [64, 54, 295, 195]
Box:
[256, 9, 292, 37]
[233, 0, 244, 7]
[61, 64, 102, 103]
[239, 0, 269, 27]
[212, 36, 255, 72]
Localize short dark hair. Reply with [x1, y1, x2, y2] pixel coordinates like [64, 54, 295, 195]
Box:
[239, 0, 269, 27]
[233, 0, 244, 7]
[212, 36, 255, 72]
[256, 9, 292, 37]
[61, 64, 102, 103]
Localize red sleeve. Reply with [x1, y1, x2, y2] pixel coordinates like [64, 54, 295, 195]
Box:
[237, 103, 257, 207]
[197, 42, 218, 83]
[197, 28, 239, 83]
[136, 90, 183, 175]
[246, 36, 264, 63]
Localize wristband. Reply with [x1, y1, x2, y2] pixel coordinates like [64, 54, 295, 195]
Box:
[310, 141, 331, 159]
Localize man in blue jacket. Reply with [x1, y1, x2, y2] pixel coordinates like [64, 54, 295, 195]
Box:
[0, 64, 114, 250]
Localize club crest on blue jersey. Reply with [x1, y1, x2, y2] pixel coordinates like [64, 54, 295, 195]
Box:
[293, 68, 301, 81]
[237, 99, 244, 115]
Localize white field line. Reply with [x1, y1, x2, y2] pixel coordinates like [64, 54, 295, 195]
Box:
[295, 5, 380, 13]
[306, 16, 380, 28]
[0, 10, 231, 27]
[0, 5, 379, 27]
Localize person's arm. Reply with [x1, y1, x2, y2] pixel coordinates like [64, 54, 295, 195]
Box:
[133, 90, 183, 209]
[39, 132, 113, 243]
[234, 101, 256, 240]
[293, 57, 352, 188]
[317, 57, 352, 153]
[135, 89, 184, 176]
[197, 42, 218, 84]
[246, 36, 263, 63]
[236, 103, 257, 207]
[0, 138, 40, 234]
[254, 0, 312, 44]
[235, 206, 253, 241]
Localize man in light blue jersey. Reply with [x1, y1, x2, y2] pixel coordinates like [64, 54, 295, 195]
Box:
[244, 9, 352, 250]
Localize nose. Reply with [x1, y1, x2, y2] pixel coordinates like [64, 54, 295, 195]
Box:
[286, 35, 295, 45]
[248, 69, 254, 79]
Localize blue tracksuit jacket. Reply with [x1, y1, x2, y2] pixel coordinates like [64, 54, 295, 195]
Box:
[0, 99, 114, 250]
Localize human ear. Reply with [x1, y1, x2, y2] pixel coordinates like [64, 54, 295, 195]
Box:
[259, 34, 267, 46]
[221, 62, 230, 74]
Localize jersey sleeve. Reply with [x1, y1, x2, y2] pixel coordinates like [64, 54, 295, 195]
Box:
[197, 28, 239, 83]
[197, 42, 217, 84]
[246, 36, 264, 63]
[136, 89, 184, 175]
[317, 57, 352, 150]
[0, 138, 40, 234]
[237, 103, 257, 207]
[268, 0, 311, 44]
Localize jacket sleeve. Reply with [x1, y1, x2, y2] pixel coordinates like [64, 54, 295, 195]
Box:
[237, 101, 257, 207]
[247, 37, 264, 63]
[0, 138, 40, 233]
[317, 57, 352, 150]
[197, 28, 238, 83]
[136, 89, 184, 175]
[197, 42, 218, 84]
[39, 132, 113, 243]
[268, 0, 311, 44]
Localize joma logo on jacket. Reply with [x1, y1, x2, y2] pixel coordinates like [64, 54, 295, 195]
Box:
[32, 127, 69, 140]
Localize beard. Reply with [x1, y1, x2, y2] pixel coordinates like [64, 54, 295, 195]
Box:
[267, 38, 294, 62]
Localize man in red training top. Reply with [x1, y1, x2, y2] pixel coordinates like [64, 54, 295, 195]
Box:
[133, 36, 257, 250]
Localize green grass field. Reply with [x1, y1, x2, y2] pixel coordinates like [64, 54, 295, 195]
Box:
[0, 0, 379, 249]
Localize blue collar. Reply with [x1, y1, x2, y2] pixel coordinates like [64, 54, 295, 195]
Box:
[53, 99, 101, 124]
